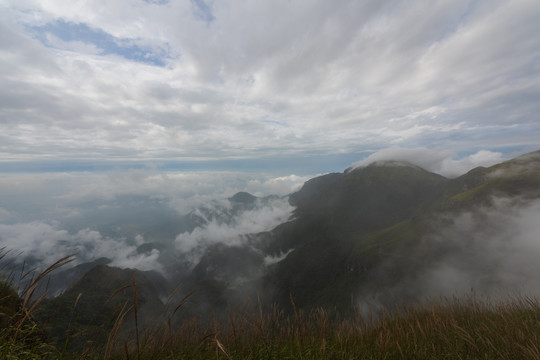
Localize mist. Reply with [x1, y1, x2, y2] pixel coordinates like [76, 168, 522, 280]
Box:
[420, 198, 540, 298]
[359, 197, 540, 313]
[175, 195, 294, 264]
[0, 170, 306, 278]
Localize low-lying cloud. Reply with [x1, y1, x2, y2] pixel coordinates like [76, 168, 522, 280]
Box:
[352, 147, 505, 177]
[0, 170, 304, 277]
[419, 198, 540, 298]
[0, 222, 162, 272]
[363, 197, 540, 309]
[175, 196, 294, 263]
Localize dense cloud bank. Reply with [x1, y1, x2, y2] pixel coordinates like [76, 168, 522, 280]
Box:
[0, 223, 161, 272]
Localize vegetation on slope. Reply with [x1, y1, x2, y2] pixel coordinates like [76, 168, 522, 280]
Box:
[4, 272, 540, 360]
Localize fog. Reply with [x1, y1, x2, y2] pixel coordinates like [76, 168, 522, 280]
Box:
[419, 197, 540, 298]
[0, 170, 306, 276]
[359, 197, 540, 313]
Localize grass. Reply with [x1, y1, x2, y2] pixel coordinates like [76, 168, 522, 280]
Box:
[28, 294, 540, 359]
[0, 250, 74, 359]
[78, 294, 539, 360]
[2, 251, 540, 359]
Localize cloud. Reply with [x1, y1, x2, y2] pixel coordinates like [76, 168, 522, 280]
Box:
[0, 222, 162, 272]
[355, 197, 540, 314]
[1, 1, 539, 171]
[0, 169, 300, 274]
[0, 170, 306, 221]
[264, 249, 294, 267]
[351, 146, 505, 177]
[175, 196, 294, 262]
[0, 207, 11, 220]
[417, 198, 540, 298]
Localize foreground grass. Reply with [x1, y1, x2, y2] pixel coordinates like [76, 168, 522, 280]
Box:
[14, 295, 534, 359]
[2, 252, 540, 359]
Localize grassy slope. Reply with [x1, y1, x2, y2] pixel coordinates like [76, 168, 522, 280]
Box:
[51, 296, 540, 359]
[4, 275, 540, 359]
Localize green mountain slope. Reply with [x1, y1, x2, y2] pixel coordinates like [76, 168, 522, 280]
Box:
[265, 150, 540, 311]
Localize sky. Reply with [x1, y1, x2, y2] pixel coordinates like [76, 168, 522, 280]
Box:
[1, 1, 540, 272]
[1, 0, 539, 176]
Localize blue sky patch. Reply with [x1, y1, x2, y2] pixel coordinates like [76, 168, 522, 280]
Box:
[31, 19, 169, 66]
[191, 0, 215, 23]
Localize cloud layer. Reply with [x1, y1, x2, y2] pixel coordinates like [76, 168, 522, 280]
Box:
[175, 196, 294, 259]
[1, 1, 539, 172]
[0, 170, 305, 272]
[351, 147, 506, 177]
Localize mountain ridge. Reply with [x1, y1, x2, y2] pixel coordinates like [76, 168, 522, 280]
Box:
[35, 149, 540, 323]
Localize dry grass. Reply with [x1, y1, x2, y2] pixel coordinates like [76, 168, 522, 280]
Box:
[96, 294, 540, 360]
[2, 251, 540, 359]
[0, 250, 75, 358]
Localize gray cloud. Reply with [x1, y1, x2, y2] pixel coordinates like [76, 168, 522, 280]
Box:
[0, 170, 306, 220]
[0, 1, 539, 169]
[355, 197, 540, 315]
[417, 198, 540, 299]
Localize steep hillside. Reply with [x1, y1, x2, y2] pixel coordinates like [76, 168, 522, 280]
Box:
[266, 163, 449, 309]
[265, 150, 540, 311]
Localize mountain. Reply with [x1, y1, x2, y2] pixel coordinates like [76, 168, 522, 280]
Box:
[264, 162, 450, 309]
[36, 150, 540, 326]
[264, 150, 540, 310]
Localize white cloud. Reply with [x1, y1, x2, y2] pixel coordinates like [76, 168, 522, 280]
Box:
[0, 170, 300, 271]
[1, 1, 539, 168]
[0, 221, 163, 272]
[175, 196, 294, 260]
[44, 33, 102, 55]
[352, 147, 505, 177]
[245, 175, 309, 197]
[264, 248, 294, 267]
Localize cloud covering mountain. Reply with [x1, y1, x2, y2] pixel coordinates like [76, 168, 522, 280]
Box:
[351, 147, 506, 177]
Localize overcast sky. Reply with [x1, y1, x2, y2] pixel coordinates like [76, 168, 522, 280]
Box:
[1, 0, 539, 175]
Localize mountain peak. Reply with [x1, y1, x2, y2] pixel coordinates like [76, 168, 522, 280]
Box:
[367, 159, 423, 169]
[346, 159, 429, 174]
[229, 191, 257, 204]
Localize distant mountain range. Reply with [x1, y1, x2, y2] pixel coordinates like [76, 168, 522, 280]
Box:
[36, 149, 540, 335]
